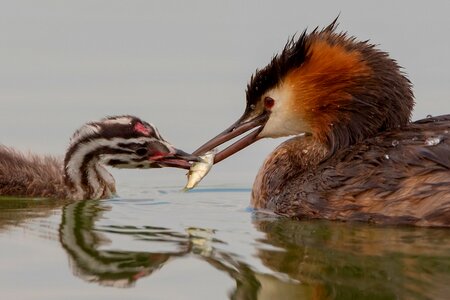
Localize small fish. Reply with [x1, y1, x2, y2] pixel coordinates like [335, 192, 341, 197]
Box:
[183, 150, 216, 191]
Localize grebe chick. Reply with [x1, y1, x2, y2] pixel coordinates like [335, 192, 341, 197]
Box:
[194, 21, 450, 227]
[0, 115, 198, 200]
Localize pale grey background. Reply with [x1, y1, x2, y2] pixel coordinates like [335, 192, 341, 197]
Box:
[1, 3, 450, 299]
[1, 0, 450, 187]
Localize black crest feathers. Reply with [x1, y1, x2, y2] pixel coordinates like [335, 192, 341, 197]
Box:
[245, 18, 341, 106]
[245, 31, 309, 105]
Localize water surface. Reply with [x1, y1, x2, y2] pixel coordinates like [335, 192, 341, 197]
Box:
[1, 186, 449, 300]
[1, 1, 450, 300]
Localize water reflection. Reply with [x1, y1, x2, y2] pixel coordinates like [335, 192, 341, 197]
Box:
[253, 215, 450, 299]
[59, 201, 181, 287]
[59, 200, 262, 297]
[0, 197, 68, 231]
[58, 200, 450, 299]
[1, 197, 449, 299]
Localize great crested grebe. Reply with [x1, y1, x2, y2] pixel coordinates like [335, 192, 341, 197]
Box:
[0, 115, 198, 200]
[194, 21, 450, 227]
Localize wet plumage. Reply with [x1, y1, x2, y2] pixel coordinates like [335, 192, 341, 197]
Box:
[194, 21, 450, 227]
[252, 115, 450, 226]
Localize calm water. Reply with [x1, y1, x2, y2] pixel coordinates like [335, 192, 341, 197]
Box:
[1, 182, 449, 300]
[2, 1, 450, 300]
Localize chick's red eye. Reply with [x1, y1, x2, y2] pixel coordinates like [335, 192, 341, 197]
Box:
[264, 97, 275, 109]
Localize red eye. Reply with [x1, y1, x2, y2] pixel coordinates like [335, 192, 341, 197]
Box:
[264, 97, 275, 109]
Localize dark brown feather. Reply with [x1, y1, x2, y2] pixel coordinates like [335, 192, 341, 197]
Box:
[252, 115, 450, 226]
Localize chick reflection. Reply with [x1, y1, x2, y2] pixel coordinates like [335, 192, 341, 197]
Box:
[58, 200, 263, 295]
[59, 201, 191, 287]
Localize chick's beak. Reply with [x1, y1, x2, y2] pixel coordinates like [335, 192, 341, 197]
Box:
[193, 112, 269, 164]
[151, 147, 200, 170]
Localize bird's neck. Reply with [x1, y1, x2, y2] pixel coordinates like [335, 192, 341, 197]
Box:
[64, 142, 116, 200]
[251, 136, 328, 209]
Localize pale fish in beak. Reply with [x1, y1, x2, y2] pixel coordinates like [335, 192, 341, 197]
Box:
[183, 150, 216, 191]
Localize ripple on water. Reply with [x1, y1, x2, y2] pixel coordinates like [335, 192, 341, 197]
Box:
[1, 188, 450, 299]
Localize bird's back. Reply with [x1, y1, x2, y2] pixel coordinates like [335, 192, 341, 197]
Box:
[253, 115, 450, 227]
[0, 146, 67, 199]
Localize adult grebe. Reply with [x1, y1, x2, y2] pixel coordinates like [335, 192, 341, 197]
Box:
[0, 115, 198, 200]
[194, 21, 450, 227]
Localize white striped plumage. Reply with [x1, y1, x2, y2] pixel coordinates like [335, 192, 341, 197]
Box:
[65, 137, 164, 198]
[69, 123, 101, 148]
[0, 115, 197, 201]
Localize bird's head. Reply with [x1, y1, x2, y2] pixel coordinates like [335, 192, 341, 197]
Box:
[194, 20, 414, 162]
[65, 115, 198, 170]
